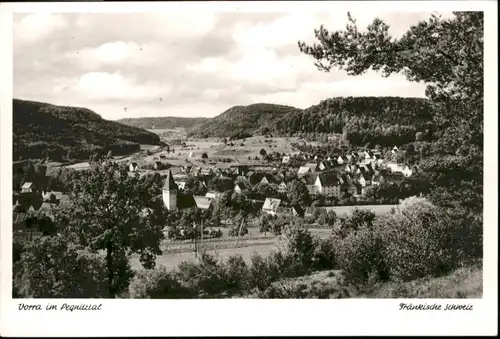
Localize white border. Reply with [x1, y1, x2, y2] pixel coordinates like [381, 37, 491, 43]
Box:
[0, 1, 498, 337]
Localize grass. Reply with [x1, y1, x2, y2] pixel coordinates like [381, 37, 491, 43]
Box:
[130, 227, 332, 271]
[321, 204, 397, 217]
[359, 264, 483, 298]
[246, 263, 483, 299]
[130, 241, 277, 271]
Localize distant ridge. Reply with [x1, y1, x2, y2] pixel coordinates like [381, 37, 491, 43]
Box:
[117, 116, 209, 131]
[13, 99, 161, 162]
[188, 103, 302, 139]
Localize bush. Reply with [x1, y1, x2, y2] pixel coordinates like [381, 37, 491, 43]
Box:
[174, 252, 226, 298]
[228, 226, 248, 237]
[312, 236, 337, 271]
[335, 226, 388, 285]
[248, 253, 274, 291]
[220, 255, 251, 296]
[377, 197, 474, 282]
[129, 266, 193, 299]
[15, 236, 110, 298]
[276, 226, 315, 275]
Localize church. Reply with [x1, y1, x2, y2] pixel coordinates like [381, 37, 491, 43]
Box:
[162, 169, 212, 211]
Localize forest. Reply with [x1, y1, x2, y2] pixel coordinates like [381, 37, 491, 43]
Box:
[13, 99, 161, 162]
[117, 116, 209, 131]
[187, 103, 302, 139]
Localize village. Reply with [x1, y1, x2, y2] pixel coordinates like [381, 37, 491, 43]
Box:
[13, 134, 419, 242]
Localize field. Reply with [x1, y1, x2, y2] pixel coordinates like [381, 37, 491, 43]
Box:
[115, 134, 301, 173]
[130, 227, 332, 271]
[321, 204, 397, 217]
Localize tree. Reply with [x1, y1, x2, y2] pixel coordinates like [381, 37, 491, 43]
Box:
[298, 12, 483, 213]
[286, 179, 311, 206]
[259, 149, 267, 157]
[201, 152, 208, 159]
[57, 162, 166, 298]
[14, 235, 110, 298]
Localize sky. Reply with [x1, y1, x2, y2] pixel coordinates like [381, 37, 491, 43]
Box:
[13, 11, 452, 120]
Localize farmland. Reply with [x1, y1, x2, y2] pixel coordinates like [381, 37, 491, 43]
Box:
[130, 226, 333, 271]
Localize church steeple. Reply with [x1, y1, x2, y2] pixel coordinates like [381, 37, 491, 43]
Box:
[162, 169, 178, 211]
[163, 169, 178, 191]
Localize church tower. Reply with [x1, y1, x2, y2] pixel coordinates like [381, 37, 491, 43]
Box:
[162, 169, 178, 211]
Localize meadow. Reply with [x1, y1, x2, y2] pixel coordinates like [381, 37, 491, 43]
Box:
[130, 226, 333, 271]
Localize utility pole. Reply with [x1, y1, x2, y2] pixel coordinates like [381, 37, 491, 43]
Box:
[234, 217, 245, 248]
[200, 218, 204, 253]
[193, 221, 197, 259]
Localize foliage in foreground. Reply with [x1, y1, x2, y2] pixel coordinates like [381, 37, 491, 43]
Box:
[128, 196, 482, 299]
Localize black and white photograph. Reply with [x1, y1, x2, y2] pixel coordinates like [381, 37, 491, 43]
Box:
[0, 1, 497, 337]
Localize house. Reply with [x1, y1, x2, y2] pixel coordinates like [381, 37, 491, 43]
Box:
[297, 166, 312, 177]
[262, 198, 281, 215]
[200, 167, 213, 176]
[345, 154, 354, 163]
[315, 172, 341, 197]
[38, 202, 61, 221]
[387, 162, 403, 173]
[371, 172, 386, 186]
[391, 146, 399, 155]
[21, 182, 34, 193]
[357, 164, 375, 176]
[232, 165, 249, 176]
[205, 191, 223, 200]
[343, 182, 359, 195]
[188, 151, 194, 158]
[402, 165, 414, 177]
[304, 207, 316, 219]
[337, 155, 348, 165]
[345, 164, 354, 173]
[129, 162, 139, 172]
[318, 161, 330, 171]
[193, 196, 212, 210]
[282, 156, 291, 164]
[291, 205, 305, 218]
[303, 163, 318, 172]
[259, 173, 276, 185]
[386, 172, 405, 185]
[175, 180, 187, 190]
[277, 181, 288, 193]
[355, 173, 371, 187]
[234, 181, 249, 193]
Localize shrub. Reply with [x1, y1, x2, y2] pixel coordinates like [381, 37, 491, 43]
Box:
[312, 236, 337, 271]
[221, 255, 251, 296]
[377, 197, 473, 282]
[174, 252, 226, 298]
[248, 253, 274, 291]
[276, 226, 315, 275]
[129, 266, 193, 299]
[335, 226, 388, 285]
[228, 226, 248, 237]
[15, 236, 110, 298]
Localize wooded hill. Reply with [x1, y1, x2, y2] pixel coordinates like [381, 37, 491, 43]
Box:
[187, 97, 435, 145]
[13, 99, 161, 162]
[270, 96, 435, 146]
[117, 116, 209, 131]
[187, 103, 303, 139]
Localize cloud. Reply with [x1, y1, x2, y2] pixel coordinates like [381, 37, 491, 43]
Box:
[14, 13, 68, 45]
[13, 11, 449, 120]
[54, 72, 171, 102]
